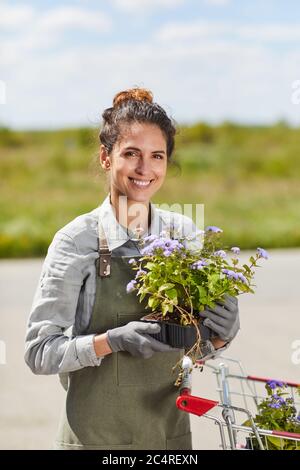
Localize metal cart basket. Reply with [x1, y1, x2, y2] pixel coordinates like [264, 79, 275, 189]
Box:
[176, 356, 300, 450]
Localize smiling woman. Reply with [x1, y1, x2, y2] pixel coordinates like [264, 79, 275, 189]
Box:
[24, 86, 240, 451]
[98, 88, 177, 234]
[100, 122, 168, 203]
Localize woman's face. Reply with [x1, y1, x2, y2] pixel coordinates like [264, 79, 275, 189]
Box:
[101, 122, 168, 204]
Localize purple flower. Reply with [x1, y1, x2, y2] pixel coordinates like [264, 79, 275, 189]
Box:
[222, 269, 239, 281]
[296, 415, 300, 422]
[231, 247, 240, 255]
[205, 226, 223, 233]
[257, 247, 269, 259]
[152, 238, 167, 249]
[214, 250, 227, 258]
[126, 280, 137, 293]
[163, 250, 172, 257]
[144, 234, 158, 243]
[237, 273, 247, 284]
[141, 237, 184, 256]
[141, 245, 154, 255]
[128, 258, 136, 265]
[191, 259, 209, 270]
[267, 380, 285, 389]
[136, 269, 146, 277]
[268, 403, 281, 409]
[272, 394, 286, 406]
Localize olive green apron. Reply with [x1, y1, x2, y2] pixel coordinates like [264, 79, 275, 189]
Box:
[54, 218, 192, 450]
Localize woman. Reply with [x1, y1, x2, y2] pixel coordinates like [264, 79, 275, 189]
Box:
[25, 88, 240, 450]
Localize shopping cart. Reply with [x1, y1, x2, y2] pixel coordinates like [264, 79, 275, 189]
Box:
[176, 356, 300, 450]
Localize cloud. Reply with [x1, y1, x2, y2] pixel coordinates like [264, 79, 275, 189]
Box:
[0, 80, 6, 105]
[0, 4, 112, 37]
[203, 0, 231, 5]
[1, 13, 300, 128]
[38, 7, 112, 34]
[156, 19, 300, 43]
[156, 20, 232, 41]
[2, 36, 298, 129]
[239, 24, 300, 42]
[113, 0, 184, 12]
[0, 4, 35, 30]
[0, 5, 112, 64]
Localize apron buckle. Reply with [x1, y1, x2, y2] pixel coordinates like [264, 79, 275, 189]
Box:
[99, 253, 111, 277]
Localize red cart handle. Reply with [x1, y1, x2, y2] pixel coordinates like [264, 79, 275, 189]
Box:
[176, 394, 219, 417]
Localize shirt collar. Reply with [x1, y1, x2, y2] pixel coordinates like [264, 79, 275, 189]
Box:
[97, 194, 167, 252]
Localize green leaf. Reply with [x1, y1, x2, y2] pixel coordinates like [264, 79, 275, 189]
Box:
[145, 262, 156, 270]
[165, 288, 177, 300]
[266, 436, 282, 449]
[162, 303, 169, 316]
[148, 296, 159, 309]
[243, 264, 251, 273]
[209, 273, 219, 283]
[198, 286, 208, 303]
[158, 283, 175, 292]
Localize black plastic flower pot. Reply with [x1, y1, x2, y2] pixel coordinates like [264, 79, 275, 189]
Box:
[140, 314, 198, 349]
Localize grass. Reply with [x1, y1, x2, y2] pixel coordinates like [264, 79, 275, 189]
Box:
[0, 122, 299, 257]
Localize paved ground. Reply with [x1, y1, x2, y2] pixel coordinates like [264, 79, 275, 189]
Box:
[0, 249, 299, 449]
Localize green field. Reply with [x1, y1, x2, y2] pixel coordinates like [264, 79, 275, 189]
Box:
[1, 121, 300, 258]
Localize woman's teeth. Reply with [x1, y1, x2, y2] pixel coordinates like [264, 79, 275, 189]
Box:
[129, 178, 153, 188]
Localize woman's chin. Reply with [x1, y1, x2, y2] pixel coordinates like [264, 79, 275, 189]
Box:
[127, 192, 151, 203]
[125, 186, 154, 203]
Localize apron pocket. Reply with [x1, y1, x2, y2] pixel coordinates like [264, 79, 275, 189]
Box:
[166, 432, 192, 450]
[116, 312, 183, 387]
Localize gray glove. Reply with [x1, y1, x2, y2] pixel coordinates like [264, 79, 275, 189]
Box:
[199, 294, 240, 342]
[106, 321, 179, 359]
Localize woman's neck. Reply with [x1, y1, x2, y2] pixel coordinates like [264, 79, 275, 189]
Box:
[110, 193, 151, 237]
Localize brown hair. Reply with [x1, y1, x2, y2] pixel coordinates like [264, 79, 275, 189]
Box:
[99, 87, 178, 162]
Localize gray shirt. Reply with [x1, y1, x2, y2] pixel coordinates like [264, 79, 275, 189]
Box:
[24, 194, 205, 379]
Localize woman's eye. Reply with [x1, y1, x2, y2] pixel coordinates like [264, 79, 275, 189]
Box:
[125, 151, 163, 159]
[125, 151, 138, 157]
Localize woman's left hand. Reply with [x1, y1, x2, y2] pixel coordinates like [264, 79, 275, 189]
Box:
[199, 294, 240, 342]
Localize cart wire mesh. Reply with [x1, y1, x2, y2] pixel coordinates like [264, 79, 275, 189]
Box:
[176, 355, 300, 450]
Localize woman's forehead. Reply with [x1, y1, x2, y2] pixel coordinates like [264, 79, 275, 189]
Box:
[117, 122, 166, 149]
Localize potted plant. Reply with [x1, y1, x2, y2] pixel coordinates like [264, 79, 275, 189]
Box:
[244, 381, 300, 450]
[126, 225, 269, 384]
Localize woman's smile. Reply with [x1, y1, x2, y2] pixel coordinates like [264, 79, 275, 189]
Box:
[128, 177, 155, 189]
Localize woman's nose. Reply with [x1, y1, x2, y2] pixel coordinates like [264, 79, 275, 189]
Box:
[134, 157, 152, 174]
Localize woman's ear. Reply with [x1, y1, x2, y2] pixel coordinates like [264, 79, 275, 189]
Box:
[99, 145, 111, 171]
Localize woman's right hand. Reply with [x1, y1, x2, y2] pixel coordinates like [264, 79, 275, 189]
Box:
[105, 321, 179, 359]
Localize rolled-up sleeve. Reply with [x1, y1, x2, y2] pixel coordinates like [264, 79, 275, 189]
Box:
[24, 232, 103, 375]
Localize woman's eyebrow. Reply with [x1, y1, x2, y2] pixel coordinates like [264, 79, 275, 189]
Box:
[124, 146, 166, 154]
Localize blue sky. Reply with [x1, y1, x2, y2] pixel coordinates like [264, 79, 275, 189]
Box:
[1, 0, 300, 129]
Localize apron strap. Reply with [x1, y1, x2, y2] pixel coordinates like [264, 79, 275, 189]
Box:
[98, 212, 111, 278]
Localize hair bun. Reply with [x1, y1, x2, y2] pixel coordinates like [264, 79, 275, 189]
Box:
[113, 87, 153, 107]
